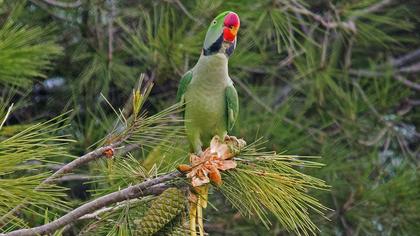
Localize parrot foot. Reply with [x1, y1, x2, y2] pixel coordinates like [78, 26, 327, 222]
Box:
[223, 135, 246, 155]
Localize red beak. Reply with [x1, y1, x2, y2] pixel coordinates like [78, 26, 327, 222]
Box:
[223, 12, 240, 42]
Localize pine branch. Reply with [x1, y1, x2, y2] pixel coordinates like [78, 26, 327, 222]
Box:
[78, 198, 143, 221]
[282, 0, 396, 32]
[399, 62, 420, 74]
[391, 48, 420, 67]
[172, 0, 204, 25]
[232, 77, 325, 141]
[41, 0, 82, 8]
[1, 79, 170, 224]
[349, 0, 394, 20]
[394, 75, 420, 91]
[44, 143, 123, 185]
[0, 142, 123, 224]
[54, 174, 91, 182]
[1, 141, 141, 224]
[2, 171, 183, 236]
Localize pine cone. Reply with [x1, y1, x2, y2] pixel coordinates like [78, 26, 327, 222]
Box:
[154, 210, 188, 236]
[134, 188, 185, 236]
[163, 226, 189, 236]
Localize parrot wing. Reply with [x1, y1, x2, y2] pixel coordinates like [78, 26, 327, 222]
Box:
[176, 70, 193, 115]
[225, 84, 239, 131]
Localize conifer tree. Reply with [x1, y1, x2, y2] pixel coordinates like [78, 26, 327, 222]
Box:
[1, 0, 419, 235]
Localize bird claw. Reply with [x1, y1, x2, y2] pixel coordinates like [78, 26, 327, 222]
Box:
[223, 135, 246, 155]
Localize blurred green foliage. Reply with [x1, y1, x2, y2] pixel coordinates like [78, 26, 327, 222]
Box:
[0, 0, 419, 235]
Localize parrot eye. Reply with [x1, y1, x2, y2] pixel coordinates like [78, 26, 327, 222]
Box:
[212, 20, 217, 25]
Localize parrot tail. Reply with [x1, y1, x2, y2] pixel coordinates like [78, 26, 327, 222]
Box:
[189, 201, 197, 236]
[189, 185, 209, 236]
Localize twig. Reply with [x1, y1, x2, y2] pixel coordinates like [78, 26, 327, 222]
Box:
[278, 50, 304, 69]
[352, 80, 385, 122]
[284, 0, 395, 33]
[231, 77, 274, 114]
[349, 69, 382, 77]
[391, 48, 420, 67]
[173, 0, 203, 25]
[286, 0, 356, 32]
[394, 75, 420, 91]
[350, 69, 420, 91]
[107, 0, 116, 63]
[358, 127, 388, 146]
[348, 0, 393, 21]
[232, 77, 325, 140]
[399, 62, 420, 74]
[3, 171, 183, 236]
[54, 174, 92, 182]
[0, 104, 13, 130]
[29, 0, 76, 22]
[408, 99, 420, 106]
[320, 26, 330, 67]
[360, 47, 420, 70]
[273, 85, 292, 109]
[45, 143, 123, 184]
[78, 198, 144, 220]
[344, 36, 355, 70]
[293, 10, 309, 35]
[41, 0, 82, 8]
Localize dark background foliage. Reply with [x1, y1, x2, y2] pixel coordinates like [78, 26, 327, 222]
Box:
[0, 0, 419, 235]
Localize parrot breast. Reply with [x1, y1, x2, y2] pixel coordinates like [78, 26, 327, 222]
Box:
[184, 54, 232, 152]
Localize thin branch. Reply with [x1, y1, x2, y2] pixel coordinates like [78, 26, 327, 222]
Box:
[358, 127, 388, 146]
[78, 198, 144, 220]
[344, 36, 355, 70]
[107, 0, 116, 64]
[3, 171, 183, 236]
[29, 0, 76, 22]
[231, 77, 274, 113]
[348, 0, 394, 21]
[352, 80, 386, 122]
[284, 0, 395, 33]
[408, 99, 420, 106]
[0, 104, 13, 130]
[350, 69, 420, 91]
[54, 174, 92, 182]
[41, 0, 82, 8]
[391, 48, 420, 67]
[320, 25, 330, 67]
[293, 11, 309, 35]
[394, 75, 420, 91]
[45, 143, 123, 185]
[286, 0, 356, 32]
[349, 68, 382, 77]
[173, 0, 204, 25]
[399, 62, 420, 74]
[232, 77, 325, 140]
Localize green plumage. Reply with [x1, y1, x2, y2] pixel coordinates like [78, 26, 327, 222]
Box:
[177, 53, 239, 153]
[176, 11, 240, 236]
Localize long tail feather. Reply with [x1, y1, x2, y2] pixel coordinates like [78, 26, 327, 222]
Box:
[197, 185, 209, 236]
[197, 200, 204, 236]
[189, 201, 197, 236]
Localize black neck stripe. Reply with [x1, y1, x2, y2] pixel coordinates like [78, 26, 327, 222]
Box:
[203, 34, 223, 56]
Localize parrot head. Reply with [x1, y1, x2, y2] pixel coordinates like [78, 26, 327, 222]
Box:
[203, 11, 240, 57]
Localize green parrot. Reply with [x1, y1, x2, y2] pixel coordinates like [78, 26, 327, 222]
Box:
[176, 11, 240, 236]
